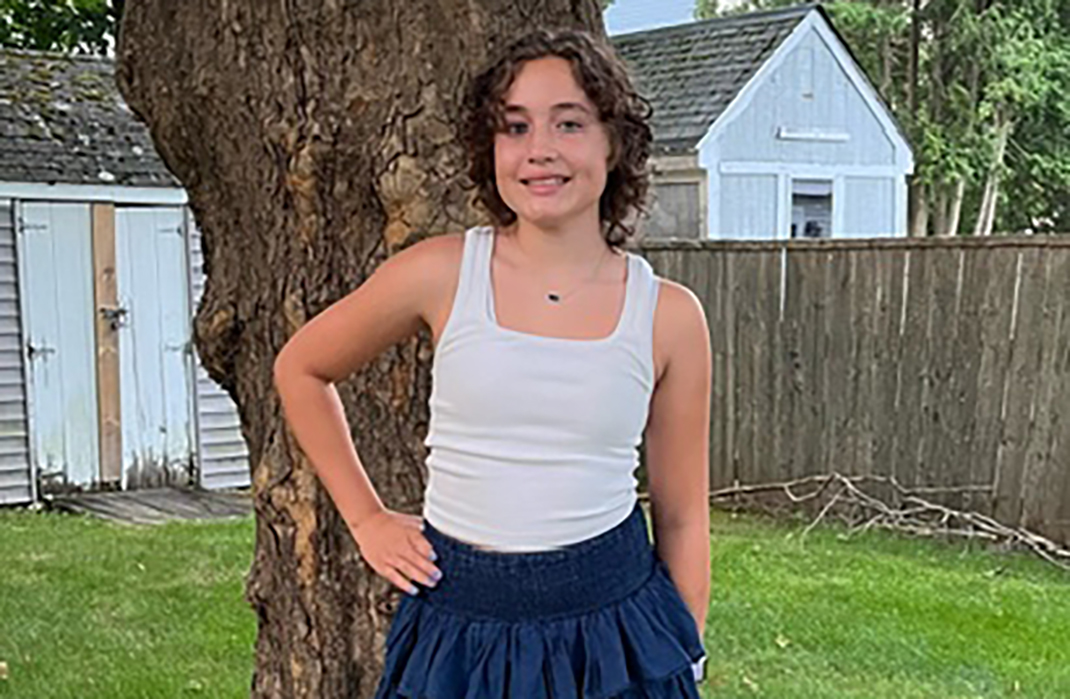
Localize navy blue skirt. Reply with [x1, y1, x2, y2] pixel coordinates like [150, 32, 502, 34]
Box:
[374, 501, 706, 698]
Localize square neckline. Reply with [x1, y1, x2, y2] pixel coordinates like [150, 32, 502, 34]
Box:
[485, 227, 634, 344]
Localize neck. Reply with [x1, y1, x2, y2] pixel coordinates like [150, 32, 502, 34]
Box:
[503, 214, 614, 274]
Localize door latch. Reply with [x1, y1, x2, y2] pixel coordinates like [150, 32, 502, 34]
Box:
[100, 305, 129, 331]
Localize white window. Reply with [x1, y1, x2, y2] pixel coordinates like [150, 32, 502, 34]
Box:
[791, 179, 832, 238]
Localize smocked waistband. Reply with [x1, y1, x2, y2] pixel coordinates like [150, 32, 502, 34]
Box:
[417, 502, 655, 622]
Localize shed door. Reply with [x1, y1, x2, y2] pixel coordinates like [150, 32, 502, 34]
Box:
[116, 207, 195, 488]
[20, 202, 100, 490]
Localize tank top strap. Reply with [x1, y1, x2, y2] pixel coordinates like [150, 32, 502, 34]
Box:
[447, 225, 494, 329]
[618, 252, 660, 350]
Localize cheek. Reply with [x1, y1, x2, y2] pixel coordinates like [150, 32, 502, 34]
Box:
[493, 140, 518, 180]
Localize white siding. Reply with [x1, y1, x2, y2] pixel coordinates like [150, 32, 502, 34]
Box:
[715, 27, 896, 167]
[843, 177, 898, 236]
[188, 214, 250, 490]
[0, 203, 32, 504]
[719, 174, 778, 238]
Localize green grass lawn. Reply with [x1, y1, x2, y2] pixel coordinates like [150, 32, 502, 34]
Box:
[1, 505, 1067, 698]
[0, 509, 256, 699]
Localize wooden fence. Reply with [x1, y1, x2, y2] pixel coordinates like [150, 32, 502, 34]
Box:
[640, 236, 1070, 547]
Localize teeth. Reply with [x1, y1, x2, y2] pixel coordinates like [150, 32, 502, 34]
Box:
[527, 177, 565, 185]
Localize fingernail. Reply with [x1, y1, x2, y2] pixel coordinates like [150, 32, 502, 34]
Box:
[431, 570, 443, 581]
[429, 550, 437, 561]
[408, 585, 419, 595]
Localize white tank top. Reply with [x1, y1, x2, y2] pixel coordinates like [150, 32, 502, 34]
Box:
[422, 226, 661, 551]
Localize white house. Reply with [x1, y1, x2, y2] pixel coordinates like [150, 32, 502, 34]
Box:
[610, 4, 915, 239]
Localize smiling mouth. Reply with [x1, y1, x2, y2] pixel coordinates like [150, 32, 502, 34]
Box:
[520, 176, 571, 186]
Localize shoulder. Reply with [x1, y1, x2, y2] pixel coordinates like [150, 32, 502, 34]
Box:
[365, 231, 466, 321]
[652, 276, 710, 381]
[654, 277, 708, 340]
[381, 231, 464, 292]
[390, 230, 464, 272]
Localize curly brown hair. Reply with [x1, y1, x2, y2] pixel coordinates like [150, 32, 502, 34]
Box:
[460, 28, 653, 249]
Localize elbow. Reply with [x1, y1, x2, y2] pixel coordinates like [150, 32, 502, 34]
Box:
[273, 344, 331, 391]
[273, 346, 299, 392]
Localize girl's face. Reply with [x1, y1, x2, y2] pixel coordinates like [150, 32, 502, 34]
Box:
[493, 56, 613, 231]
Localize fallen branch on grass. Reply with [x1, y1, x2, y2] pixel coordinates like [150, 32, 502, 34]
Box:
[697, 473, 1070, 572]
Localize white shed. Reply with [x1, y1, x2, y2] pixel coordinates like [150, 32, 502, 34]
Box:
[0, 49, 249, 504]
[611, 4, 915, 239]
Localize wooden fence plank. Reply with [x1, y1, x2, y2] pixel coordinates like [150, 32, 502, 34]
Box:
[896, 249, 931, 487]
[732, 251, 763, 484]
[968, 247, 1019, 518]
[781, 249, 807, 483]
[763, 249, 788, 486]
[871, 248, 907, 483]
[752, 250, 780, 487]
[1041, 253, 1070, 545]
[994, 248, 1048, 526]
[707, 253, 730, 490]
[824, 248, 854, 475]
[797, 249, 827, 478]
[944, 248, 985, 512]
[919, 246, 965, 500]
[852, 249, 879, 477]
[1020, 251, 1070, 533]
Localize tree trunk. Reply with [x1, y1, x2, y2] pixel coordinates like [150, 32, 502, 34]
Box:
[974, 111, 1013, 236]
[907, 0, 920, 116]
[115, 2, 603, 697]
[908, 178, 929, 237]
[879, 27, 893, 100]
[932, 183, 948, 236]
[946, 178, 966, 236]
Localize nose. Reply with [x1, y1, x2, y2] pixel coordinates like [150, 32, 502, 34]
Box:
[526, 121, 558, 164]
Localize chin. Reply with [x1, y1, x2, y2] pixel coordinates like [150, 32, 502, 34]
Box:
[512, 203, 598, 230]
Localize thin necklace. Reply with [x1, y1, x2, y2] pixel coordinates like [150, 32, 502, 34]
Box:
[544, 246, 612, 304]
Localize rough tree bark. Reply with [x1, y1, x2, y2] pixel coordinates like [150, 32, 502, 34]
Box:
[115, 2, 603, 696]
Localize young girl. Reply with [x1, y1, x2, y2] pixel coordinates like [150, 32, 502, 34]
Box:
[274, 28, 712, 697]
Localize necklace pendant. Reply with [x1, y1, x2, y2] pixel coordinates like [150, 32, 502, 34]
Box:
[547, 293, 561, 303]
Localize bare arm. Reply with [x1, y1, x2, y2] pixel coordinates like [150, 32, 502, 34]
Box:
[644, 280, 712, 638]
[272, 234, 459, 535]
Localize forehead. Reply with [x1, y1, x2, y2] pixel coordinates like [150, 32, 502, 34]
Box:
[502, 56, 594, 109]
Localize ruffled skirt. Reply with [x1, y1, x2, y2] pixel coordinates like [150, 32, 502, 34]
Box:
[374, 501, 706, 698]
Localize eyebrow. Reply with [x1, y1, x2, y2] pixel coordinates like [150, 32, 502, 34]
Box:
[503, 102, 593, 116]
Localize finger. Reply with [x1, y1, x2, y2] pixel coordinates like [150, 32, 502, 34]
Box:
[385, 568, 420, 596]
[410, 532, 437, 562]
[395, 557, 439, 588]
[401, 547, 442, 583]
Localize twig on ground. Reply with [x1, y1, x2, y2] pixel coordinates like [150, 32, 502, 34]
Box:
[707, 472, 1070, 572]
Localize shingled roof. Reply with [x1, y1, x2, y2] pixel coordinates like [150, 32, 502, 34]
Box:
[0, 49, 177, 187]
[611, 4, 818, 154]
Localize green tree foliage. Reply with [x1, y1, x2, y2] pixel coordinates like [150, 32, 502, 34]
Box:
[0, 0, 120, 56]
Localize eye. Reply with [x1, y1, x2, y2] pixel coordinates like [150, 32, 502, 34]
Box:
[559, 120, 584, 132]
[504, 121, 528, 135]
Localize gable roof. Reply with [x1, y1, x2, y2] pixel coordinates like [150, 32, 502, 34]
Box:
[611, 4, 818, 154]
[0, 49, 177, 188]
